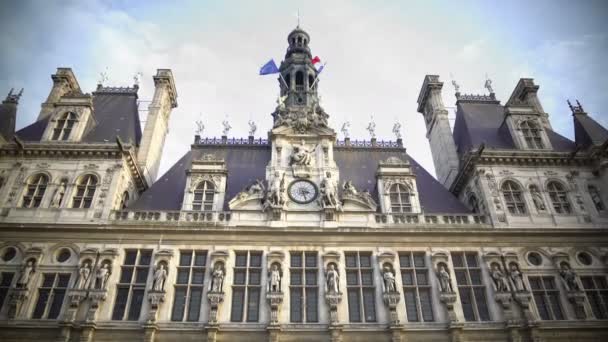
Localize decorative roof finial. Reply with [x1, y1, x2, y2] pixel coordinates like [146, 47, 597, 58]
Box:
[392, 122, 402, 139]
[222, 118, 232, 136]
[296, 9, 301, 28]
[484, 74, 494, 94]
[341, 121, 351, 139]
[195, 113, 205, 135]
[133, 72, 143, 86]
[366, 116, 376, 139]
[567, 99, 586, 115]
[248, 120, 257, 137]
[98, 67, 109, 85]
[4, 88, 23, 104]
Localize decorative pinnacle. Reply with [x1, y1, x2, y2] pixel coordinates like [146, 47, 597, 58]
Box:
[567, 99, 586, 114]
[4, 88, 24, 104]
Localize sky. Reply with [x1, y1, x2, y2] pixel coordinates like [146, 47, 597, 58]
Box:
[1, 0, 607, 178]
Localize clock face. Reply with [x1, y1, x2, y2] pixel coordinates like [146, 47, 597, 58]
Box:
[288, 180, 319, 204]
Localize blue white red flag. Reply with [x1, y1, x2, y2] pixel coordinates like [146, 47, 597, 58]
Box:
[259, 59, 279, 75]
[311, 56, 325, 73]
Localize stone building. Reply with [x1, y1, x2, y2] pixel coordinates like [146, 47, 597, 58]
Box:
[0, 26, 607, 342]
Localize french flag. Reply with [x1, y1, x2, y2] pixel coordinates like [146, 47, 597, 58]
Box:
[311, 56, 325, 73]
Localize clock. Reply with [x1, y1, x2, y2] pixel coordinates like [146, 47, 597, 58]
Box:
[288, 179, 319, 204]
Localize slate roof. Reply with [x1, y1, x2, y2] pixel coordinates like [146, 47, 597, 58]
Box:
[130, 144, 470, 214]
[453, 101, 576, 159]
[14, 90, 142, 145]
[573, 113, 608, 148]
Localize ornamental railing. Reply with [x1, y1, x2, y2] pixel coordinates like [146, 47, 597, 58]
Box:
[113, 210, 232, 224]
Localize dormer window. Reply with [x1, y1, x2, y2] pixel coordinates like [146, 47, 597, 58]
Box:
[22, 173, 49, 208]
[51, 112, 78, 141]
[193, 181, 215, 211]
[72, 174, 98, 209]
[547, 181, 571, 214]
[520, 120, 544, 149]
[389, 183, 412, 213]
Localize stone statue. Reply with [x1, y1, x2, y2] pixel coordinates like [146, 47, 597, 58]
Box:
[75, 262, 91, 289]
[530, 185, 546, 211]
[152, 264, 168, 292]
[195, 119, 205, 135]
[559, 263, 580, 291]
[289, 141, 315, 166]
[266, 171, 285, 207]
[17, 260, 35, 288]
[490, 263, 510, 292]
[366, 117, 376, 139]
[325, 264, 340, 294]
[361, 190, 376, 206]
[451, 79, 460, 93]
[95, 263, 110, 290]
[268, 264, 281, 292]
[484, 76, 494, 93]
[247, 179, 265, 195]
[277, 94, 287, 111]
[382, 266, 397, 293]
[437, 264, 453, 293]
[392, 122, 402, 139]
[248, 120, 257, 137]
[342, 181, 358, 196]
[222, 119, 231, 136]
[320, 172, 339, 208]
[341, 122, 351, 139]
[509, 263, 525, 291]
[590, 189, 604, 211]
[50, 181, 66, 208]
[210, 263, 224, 292]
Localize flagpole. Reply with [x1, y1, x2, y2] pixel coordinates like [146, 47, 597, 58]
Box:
[278, 73, 289, 89]
[309, 62, 326, 90]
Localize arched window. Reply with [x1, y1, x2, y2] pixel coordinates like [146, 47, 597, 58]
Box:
[72, 175, 98, 209]
[52, 112, 78, 141]
[501, 181, 527, 215]
[468, 194, 480, 213]
[588, 185, 605, 212]
[308, 74, 314, 88]
[295, 71, 304, 86]
[193, 181, 215, 211]
[547, 181, 571, 214]
[119, 191, 130, 210]
[520, 120, 543, 149]
[22, 174, 49, 208]
[389, 183, 412, 213]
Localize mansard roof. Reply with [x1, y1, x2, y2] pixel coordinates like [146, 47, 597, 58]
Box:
[573, 113, 608, 148]
[130, 142, 470, 214]
[453, 100, 576, 159]
[14, 87, 142, 145]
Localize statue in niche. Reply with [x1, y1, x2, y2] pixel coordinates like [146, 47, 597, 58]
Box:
[325, 263, 340, 294]
[319, 172, 339, 208]
[436, 263, 453, 293]
[382, 265, 397, 293]
[50, 181, 66, 208]
[509, 263, 526, 291]
[16, 259, 36, 288]
[210, 263, 224, 293]
[265, 171, 285, 208]
[152, 263, 168, 292]
[94, 262, 111, 290]
[490, 263, 510, 292]
[342, 181, 358, 196]
[268, 264, 282, 293]
[75, 261, 92, 289]
[289, 140, 316, 166]
[530, 185, 546, 211]
[559, 262, 580, 291]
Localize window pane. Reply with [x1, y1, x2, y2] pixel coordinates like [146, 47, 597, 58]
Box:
[57, 274, 70, 288]
[177, 269, 190, 284]
[230, 289, 245, 322]
[290, 288, 302, 322]
[455, 270, 468, 285]
[361, 270, 373, 285]
[42, 274, 55, 287]
[306, 288, 318, 322]
[404, 289, 418, 322]
[33, 289, 50, 319]
[402, 270, 414, 285]
[194, 252, 206, 266]
[474, 288, 490, 321]
[534, 293, 550, 320]
[359, 254, 371, 267]
[191, 269, 205, 284]
[47, 289, 66, 319]
[291, 271, 302, 285]
[346, 271, 358, 285]
[419, 288, 434, 321]
[399, 254, 411, 268]
[119, 268, 133, 283]
[416, 271, 428, 285]
[347, 289, 361, 322]
[452, 253, 464, 267]
[459, 288, 475, 321]
[127, 289, 145, 320]
[305, 253, 317, 267]
[180, 252, 192, 266]
[112, 287, 129, 320]
[124, 251, 137, 265]
[469, 270, 482, 285]
[362, 288, 376, 322]
[250, 253, 262, 267]
[246, 288, 260, 322]
[234, 270, 246, 285]
[235, 254, 247, 267]
[139, 250, 152, 265]
[465, 253, 478, 267]
[135, 268, 149, 284]
[291, 253, 302, 267]
[171, 287, 187, 321]
[345, 254, 357, 268]
[305, 271, 317, 285]
[187, 288, 203, 321]
[413, 253, 425, 267]
[548, 293, 564, 320]
[249, 270, 261, 285]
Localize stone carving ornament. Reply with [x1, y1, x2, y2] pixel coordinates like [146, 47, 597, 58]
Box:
[16, 259, 36, 288]
[289, 140, 316, 166]
[210, 263, 225, 293]
[268, 264, 282, 293]
[366, 117, 376, 139]
[436, 263, 453, 293]
[490, 263, 510, 292]
[265, 171, 286, 208]
[325, 263, 340, 294]
[248, 120, 257, 136]
[382, 265, 397, 293]
[152, 263, 168, 292]
[319, 172, 339, 208]
[530, 185, 546, 211]
[392, 122, 402, 139]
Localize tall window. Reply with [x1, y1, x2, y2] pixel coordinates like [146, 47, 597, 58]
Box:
[451, 252, 490, 321]
[192, 181, 215, 211]
[32, 273, 71, 319]
[399, 252, 434, 322]
[580, 276, 608, 319]
[501, 181, 527, 215]
[588, 185, 605, 212]
[172, 250, 207, 322]
[345, 252, 376, 322]
[547, 181, 571, 214]
[389, 184, 412, 213]
[0, 272, 15, 311]
[72, 174, 97, 208]
[528, 276, 564, 320]
[51, 112, 78, 141]
[468, 194, 480, 213]
[290, 251, 318, 323]
[22, 174, 49, 208]
[230, 251, 262, 322]
[112, 249, 152, 321]
[520, 120, 544, 149]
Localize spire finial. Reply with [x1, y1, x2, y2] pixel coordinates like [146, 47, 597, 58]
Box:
[5, 88, 23, 104]
[567, 99, 586, 115]
[297, 9, 301, 28]
[98, 67, 109, 85]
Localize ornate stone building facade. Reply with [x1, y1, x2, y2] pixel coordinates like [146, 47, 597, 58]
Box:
[0, 27, 607, 342]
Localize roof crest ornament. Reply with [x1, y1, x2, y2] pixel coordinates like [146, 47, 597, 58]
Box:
[248, 120, 257, 137]
[133, 72, 143, 86]
[392, 122, 402, 140]
[484, 74, 494, 94]
[341, 121, 351, 139]
[222, 118, 232, 136]
[98, 67, 109, 85]
[195, 113, 205, 135]
[4, 88, 24, 104]
[567, 99, 586, 115]
[366, 116, 376, 139]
